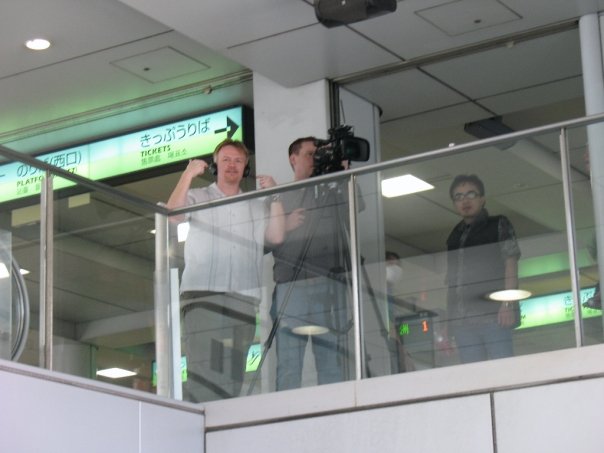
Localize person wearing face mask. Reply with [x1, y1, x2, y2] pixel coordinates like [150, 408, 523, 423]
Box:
[445, 174, 521, 364]
[167, 138, 284, 403]
[386, 251, 404, 290]
[384, 251, 415, 373]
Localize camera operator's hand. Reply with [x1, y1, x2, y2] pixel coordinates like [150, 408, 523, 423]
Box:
[286, 208, 305, 232]
[256, 174, 277, 189]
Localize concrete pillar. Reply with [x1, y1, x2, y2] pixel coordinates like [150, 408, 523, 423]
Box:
[579, 14, 604, 324]
[253, 73, 331, 183]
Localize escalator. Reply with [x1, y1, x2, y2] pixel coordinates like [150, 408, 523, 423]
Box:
[0, 236, 30, 362]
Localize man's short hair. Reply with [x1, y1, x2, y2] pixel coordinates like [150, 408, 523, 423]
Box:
[288, 136, 316, 156]
[213, 138, 249, 162]
[449, 174, 485, 199]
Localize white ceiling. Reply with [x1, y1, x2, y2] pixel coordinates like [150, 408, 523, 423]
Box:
[3, 0, 601, 377]
[1, 0, 595, 155]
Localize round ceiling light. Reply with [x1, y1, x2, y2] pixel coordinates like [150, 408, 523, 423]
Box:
[291, 325, 329, 336]
[487, 289, 532, 302]
[25, 38, 51, 50]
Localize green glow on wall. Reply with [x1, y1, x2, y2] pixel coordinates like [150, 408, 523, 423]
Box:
[519, 250, 593, 278]
[0, 106, 244, 203]
[152, 356, 187, 387]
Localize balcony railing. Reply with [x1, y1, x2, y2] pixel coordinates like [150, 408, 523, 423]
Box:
[1, 113, 602, 402]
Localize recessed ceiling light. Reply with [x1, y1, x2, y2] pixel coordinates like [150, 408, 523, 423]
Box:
[292, 325, 329, 335]
[381, 174, 434, 198]
[97, 367, 137, 379]
[25, 38, 51, 51]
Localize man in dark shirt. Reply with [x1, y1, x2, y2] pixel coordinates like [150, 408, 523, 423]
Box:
[446, 174, 521, 363]
[270, 136, 351, 390]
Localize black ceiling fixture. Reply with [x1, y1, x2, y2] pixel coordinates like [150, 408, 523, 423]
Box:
[315, 0, 397, 28]
[464, 116, 516, 150]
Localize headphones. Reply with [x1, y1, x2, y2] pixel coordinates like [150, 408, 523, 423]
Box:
[208, 159, 251, 177]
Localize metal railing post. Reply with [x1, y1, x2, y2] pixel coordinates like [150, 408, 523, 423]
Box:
[39, 171, 54, 369]
[154, 211, 175, 397]
[559, 127, 585, 347]
[348, 175, 364, 380]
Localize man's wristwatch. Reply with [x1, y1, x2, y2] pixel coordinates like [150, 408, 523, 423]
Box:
[270, 194, 282, 203]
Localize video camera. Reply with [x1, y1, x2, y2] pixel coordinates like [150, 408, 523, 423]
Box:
[312, 125, 370, 176]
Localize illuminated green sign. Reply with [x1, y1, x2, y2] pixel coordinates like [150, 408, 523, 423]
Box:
[517, 286, 600, 329]
[152, 356, 188, 387]
[246, 343, 261, 373]
[0, 106, 246, 203]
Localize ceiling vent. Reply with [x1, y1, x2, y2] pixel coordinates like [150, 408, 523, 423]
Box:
[315, 0, 397, 28]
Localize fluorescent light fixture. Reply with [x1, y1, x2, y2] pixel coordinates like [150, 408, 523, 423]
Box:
[25, 38, 51, 50]
[177, 222, 190, 242]
[97, 367, 137, 379]
[20, 268, 30, 275]
[381, 174, 434, 198]
[487, 289, 532, 302]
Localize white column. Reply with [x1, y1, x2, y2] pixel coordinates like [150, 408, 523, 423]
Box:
[252, 73, 332, 392]
[253, 73, 331, 183]
[580, 14, 604, 308]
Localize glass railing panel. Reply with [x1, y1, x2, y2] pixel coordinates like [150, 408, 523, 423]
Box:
[0, 228, 13, 359]
[51, 180, 156, 391]
[566, 123, 603, 345]
[4, 116, 604, 400]
[0, 167, 41, 366]
[353, 171, 400, 377]
[494, 133, 576, 357]
[359, 129, 580, 375]
[169, 175, 357, 402]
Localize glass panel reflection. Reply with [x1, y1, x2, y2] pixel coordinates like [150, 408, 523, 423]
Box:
[169, 171, 357, 402]
[567, 123, 603, 345]
[1, 180, 40, 367]
[268, 176, 354, 392]
[3, 117, 604, 400]
[52, 182, 156, 390]
[0, 229, 13, 359]
[360, 128, 584, 374]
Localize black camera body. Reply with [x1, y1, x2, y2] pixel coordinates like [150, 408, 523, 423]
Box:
[312, 125, 370, 176]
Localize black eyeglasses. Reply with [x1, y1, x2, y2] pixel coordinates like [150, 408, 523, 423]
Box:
[452, 190, 480, 202]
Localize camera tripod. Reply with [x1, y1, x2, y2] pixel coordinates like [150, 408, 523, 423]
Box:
[247, 178, 391, 394]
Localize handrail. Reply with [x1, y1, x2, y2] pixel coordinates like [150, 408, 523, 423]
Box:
[3, 113, 603, 218]
[2, 110, 601, 400]
[0, 144, 168, 215]
[168, 112, 604, 217]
